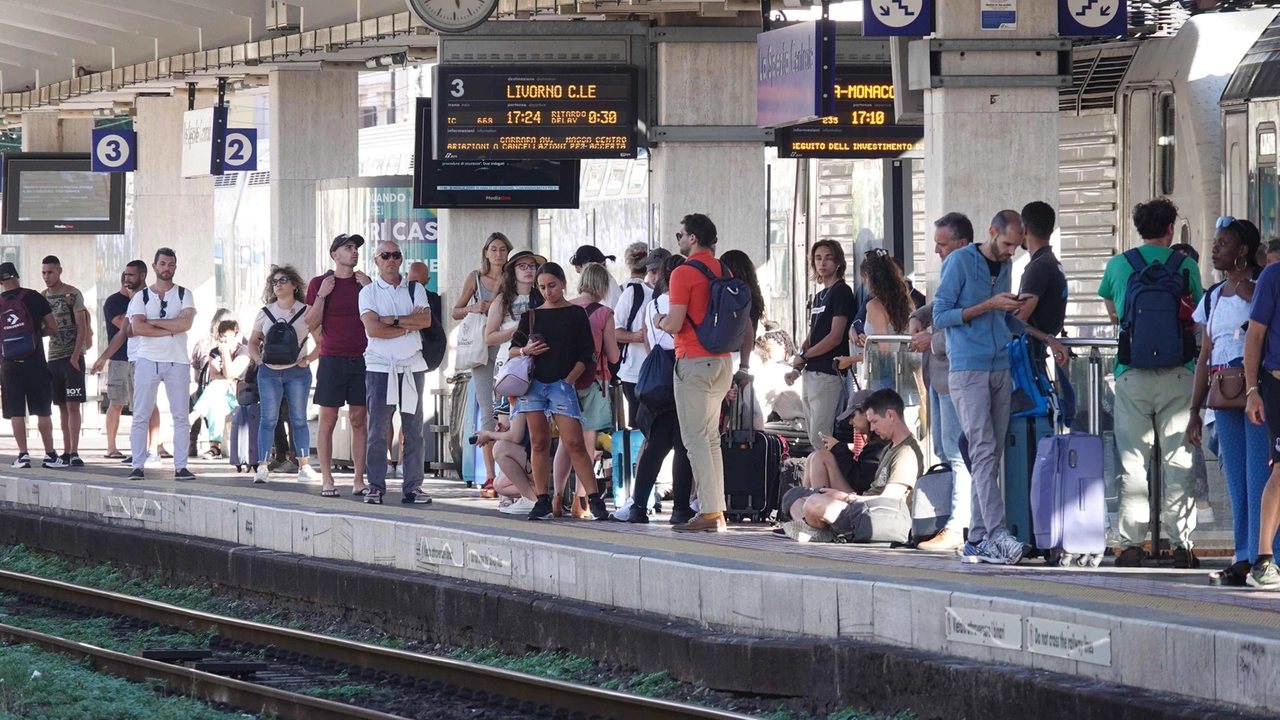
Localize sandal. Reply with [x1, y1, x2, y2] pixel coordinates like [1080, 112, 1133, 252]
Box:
[352, 487, 370, 497]
[104, 451, 124, 459]
[479, 479, 498, 499]
[201, 447, 223, 460]
[1209, 560, 1252, 587]
[320, 488, 340, 498]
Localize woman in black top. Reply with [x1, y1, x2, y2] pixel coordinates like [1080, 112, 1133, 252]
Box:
[509, 262, 609, 521]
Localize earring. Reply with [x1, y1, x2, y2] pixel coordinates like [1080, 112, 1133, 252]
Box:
[1236, 255, 1248, 271]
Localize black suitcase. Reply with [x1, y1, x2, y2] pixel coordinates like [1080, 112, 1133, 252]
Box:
[721, 381, 787, 522]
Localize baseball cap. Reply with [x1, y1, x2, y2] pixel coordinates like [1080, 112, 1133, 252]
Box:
[0, 262, 18, 281]
[329, 233, 365, 255]
[836, 389, 873, 422]
[569, 245, 614, 266]
[645, 247, 673, 272]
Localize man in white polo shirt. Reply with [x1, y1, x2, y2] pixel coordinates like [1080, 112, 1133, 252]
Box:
[126, 247, 197, 480]
[359, 240, 434, 505]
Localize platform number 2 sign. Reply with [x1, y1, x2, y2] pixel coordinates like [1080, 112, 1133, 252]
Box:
[223, 129, 258, 172]
[91, 129, 137, 173]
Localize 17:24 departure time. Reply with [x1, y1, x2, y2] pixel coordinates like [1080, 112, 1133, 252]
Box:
[502, 110, 620, 125]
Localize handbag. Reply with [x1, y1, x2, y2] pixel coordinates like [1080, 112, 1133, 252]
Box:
[494, 309, 534, 397]
[454, 271, 489, 371]
[833, 369, 860, 444]
[1205, 293, 1248, 410]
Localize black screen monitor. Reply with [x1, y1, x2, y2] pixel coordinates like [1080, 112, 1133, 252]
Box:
[1, 153, 126, 235]
[413, 98, 580, 209]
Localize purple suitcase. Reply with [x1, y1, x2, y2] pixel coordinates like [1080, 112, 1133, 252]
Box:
[1030, 433, 1105, 567]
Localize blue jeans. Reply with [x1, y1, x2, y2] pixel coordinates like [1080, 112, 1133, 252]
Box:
[931, 388, 972, 534]
[1215, 408, 1277, 563]
[257, 365, 311, 463]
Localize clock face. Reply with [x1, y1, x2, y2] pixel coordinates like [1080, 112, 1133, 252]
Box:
[406, 0, 498, 33]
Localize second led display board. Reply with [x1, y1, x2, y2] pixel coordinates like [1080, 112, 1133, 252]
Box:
[433, 65, 638, 160]
[775, 66, 923, 159]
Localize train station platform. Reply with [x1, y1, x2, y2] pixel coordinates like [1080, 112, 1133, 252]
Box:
[1, 440, 1278, 715]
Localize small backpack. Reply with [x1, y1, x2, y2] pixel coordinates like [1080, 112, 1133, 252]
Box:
[1007, 334, 1058, 419]
[0, 290, 37, 359]
[684, 259, 753, 354]
[1118, 249, 1192, 369]
[141, 286, 187, 310]
[261, 306, 306, 366]
[407, 281, 447, 371]
[575, 303, 614, 392]
[618, 280, 646, 365]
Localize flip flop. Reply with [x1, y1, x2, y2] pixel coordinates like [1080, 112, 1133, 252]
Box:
[352, 487, 370, 497]
[104, 451, 125, 459]
[321, 488, 340, 498]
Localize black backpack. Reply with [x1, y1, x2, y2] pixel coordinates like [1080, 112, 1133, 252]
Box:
[618, 280, 645, 366]
[408, 281, 447, 371]
[261, 306, 306, 366]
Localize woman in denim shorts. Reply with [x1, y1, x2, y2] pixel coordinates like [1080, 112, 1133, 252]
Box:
[509, 262, 611, 522]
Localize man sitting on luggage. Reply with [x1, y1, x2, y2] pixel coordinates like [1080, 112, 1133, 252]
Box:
[797, 388, 885, 495]
[778, 389, 924, 543]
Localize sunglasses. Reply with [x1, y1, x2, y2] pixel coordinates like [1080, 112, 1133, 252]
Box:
[379, 251, 403, 260]
[675, 231, 684, 241]
[864, 248, 889, 259]
[270, 276, 292, 286]
[159, 299, 168, 318]
[1216, 216, 1239, 230]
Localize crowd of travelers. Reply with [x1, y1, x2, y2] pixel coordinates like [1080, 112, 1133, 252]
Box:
[9, 199, 1280, 587]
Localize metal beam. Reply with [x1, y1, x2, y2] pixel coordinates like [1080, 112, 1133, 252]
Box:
[648, 125, 772, 142]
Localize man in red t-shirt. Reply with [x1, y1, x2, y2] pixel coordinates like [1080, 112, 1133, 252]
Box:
[658, 213, 744, 533]
[305, 234, 372, 495]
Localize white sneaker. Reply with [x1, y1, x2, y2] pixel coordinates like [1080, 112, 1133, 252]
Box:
[390, 464, 402, 479]
[144, 453, 163, 469]
[781, 519, 834, 543]
[499, 497, 536, 515]
[253, 465, 269, 484]
[611, 497, 635, 521]
[297, 464, 319, 482]
[977, 532, 1026, 565]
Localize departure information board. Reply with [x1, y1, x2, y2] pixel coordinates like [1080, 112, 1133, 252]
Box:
[775, 67, 923, 159]
[433, 65, 638, 160]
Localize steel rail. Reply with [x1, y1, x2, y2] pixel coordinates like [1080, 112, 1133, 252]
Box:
[0, 569, 759, 720]
[0, 622, 406, 720]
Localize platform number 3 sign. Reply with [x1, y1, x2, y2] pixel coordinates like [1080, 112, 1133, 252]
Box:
[1059, 0, 1127, 36]
[91, 129, 137, 173]
[223, 129, 258, 172]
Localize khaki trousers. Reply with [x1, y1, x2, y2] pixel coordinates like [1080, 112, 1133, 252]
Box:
[675, 356, 734, 515]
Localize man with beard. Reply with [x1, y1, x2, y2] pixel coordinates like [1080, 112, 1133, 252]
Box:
[93, 261, 158, 460]
[126, 248, 198, 480]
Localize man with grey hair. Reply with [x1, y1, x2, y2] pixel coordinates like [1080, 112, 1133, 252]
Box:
[614, 242, 655, 427]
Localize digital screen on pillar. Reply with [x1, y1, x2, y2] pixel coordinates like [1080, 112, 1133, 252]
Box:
[432, 65, 638, 160]
[775, 67, 924, 159]
[1, 153, 125, 235]
[413, 98, 580, 209]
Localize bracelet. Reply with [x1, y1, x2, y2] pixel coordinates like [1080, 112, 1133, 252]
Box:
[520, 347, 525, 356]
[1248, 386, 1260, 397]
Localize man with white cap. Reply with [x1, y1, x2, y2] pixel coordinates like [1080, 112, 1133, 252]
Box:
[358, 240, 434, 505]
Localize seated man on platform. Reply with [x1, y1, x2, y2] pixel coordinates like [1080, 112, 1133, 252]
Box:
[799, 388, 885, 495]
[778, 389, 923, 543]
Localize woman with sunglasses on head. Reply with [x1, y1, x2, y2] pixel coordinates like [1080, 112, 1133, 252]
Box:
[1188, 218, 1270, 587]
[454, 232, 512, 496]
[837, 252, 914, 390]
[509, 262, 610, 521]
[248, 265, 321, 488]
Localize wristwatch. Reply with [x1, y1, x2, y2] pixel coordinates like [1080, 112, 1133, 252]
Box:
[393, 317, 400, 328]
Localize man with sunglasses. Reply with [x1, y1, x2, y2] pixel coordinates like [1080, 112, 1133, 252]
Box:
[126, 247, 198, 480]
[358, 240, 434, 505]
[306, 234, 373, 496]
[1097, 198, 1203, 568]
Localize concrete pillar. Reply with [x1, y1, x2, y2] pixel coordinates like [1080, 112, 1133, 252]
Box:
[922, 0, 1060, 289]
[132, 95, 217, 323]
[651, 40, 766, 260]
[437, 209, 534, 318]
[269, 69, 358, 277]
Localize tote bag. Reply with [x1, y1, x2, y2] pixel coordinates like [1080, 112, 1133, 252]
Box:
[454, 271, 489, 371]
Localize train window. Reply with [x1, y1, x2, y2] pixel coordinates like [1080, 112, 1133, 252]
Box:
[1260, 126, 1277, 240]
[1156, 94, 1175, 196]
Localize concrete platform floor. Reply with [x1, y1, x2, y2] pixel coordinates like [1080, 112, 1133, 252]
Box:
[2, 434, 1280, 714]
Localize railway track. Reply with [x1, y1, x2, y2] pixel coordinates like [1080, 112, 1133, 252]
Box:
[0, 568, 760, 720]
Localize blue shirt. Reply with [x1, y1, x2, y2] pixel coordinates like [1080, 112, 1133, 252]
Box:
[933, 244, 1025, 373]
[1250, 262, 1280, 372]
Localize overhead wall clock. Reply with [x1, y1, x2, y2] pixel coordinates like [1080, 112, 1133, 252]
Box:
[406, 0, 498, 33]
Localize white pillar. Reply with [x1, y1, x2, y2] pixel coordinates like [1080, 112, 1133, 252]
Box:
[269, 69, 358, 277]
[133, 95, 217, 319]
[922, 0, 1060, 289]
[651, 40, 766, 260]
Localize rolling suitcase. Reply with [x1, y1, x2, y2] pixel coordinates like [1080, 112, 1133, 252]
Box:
[1031, 433, 1106, 567]
[229, 403, 261, 472]
[722, 381, 787, 522]
[911, 464, 954, 541]
[611, 428, 644, 507]
[1003, 415, 1055, 551]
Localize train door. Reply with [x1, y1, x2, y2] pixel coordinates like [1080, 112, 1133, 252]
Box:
[1223, 110, 1249, 220]
[1123, 86, 1177, 248]
[1258, 122, 1278, 240]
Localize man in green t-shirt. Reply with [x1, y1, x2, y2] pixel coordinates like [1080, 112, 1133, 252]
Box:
[1095, 198, 1202, 569]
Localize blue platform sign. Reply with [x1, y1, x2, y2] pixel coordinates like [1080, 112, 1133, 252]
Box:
[1059, 0, 1126, 36]
[863, 0, 933, 37]
[91, 128, 136, 172]
[757, 20, 836, 129]
[222, 128, 257, 172]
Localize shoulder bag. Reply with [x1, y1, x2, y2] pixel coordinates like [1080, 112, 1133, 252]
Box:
[454, 271, 489, 371]
[494, 309, 534, 397]
[1205, 286, 1248, 410]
